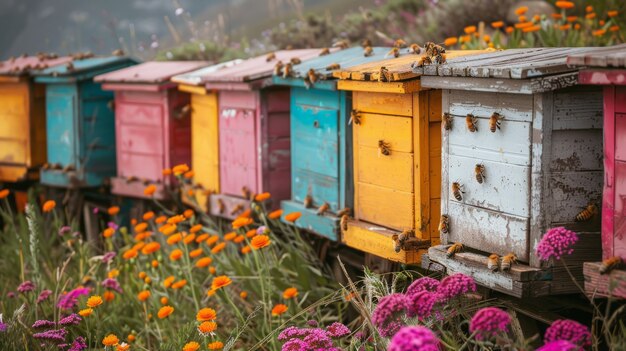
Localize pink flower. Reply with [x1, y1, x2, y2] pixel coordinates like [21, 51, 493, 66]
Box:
[469, 307, 511, 340]
[537, 340, 578, 351]
[544, 320, 591, 349]
[388, 326, 440, 351]
[437, 273, 476, 300]
[535, 227, 578, 261]
[372, 293, 409, 337]
[406, 291, 438, 320]
[405, 277, 440, 296]
[326, 322, 350, 338]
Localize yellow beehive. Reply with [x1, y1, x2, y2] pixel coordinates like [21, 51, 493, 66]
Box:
[334, 49, 484, 264]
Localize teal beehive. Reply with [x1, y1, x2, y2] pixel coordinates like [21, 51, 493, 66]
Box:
[272, 46, 390, 240]
[33, 55, 137, 188]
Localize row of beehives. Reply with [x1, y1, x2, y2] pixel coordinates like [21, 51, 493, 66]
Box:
[1, 44, 624, 299]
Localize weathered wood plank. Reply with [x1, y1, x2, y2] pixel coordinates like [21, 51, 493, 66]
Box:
[337, 79, 423, 94]
[208, 193, 251, 220]
[549, 171, 604, 225]
[567, 44, 626, 68]
[583, 262, 626, 299]
[357, 146, 414, 192]
[550, 130, 603, 172]
[552, 89, 603, 130]
[448, 89, 534, 123]
[356, 182, 414, 231]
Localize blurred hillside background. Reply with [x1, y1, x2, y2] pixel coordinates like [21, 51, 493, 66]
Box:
[1, 0, 624, 62]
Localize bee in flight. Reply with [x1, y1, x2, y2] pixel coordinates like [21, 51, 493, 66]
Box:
[447, 242, 463, 258]
[475, 164, 486, 184]
[451, 182, 464, 201]
[575, 203, 598, 222]
[489, 112, 504, 133]
[599, 256, 622, 274]
[487, 254, 500, 271]
[466, 114, 478, 132]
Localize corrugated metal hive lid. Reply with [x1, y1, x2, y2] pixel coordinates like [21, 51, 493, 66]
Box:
[95, 61, 208, 84]
[0, 55, 73, 76]
[171, 59, 244, 86]
[33, 56, 135, 77]
[287, 46, 391, 79]
[567, 44, 626, 68]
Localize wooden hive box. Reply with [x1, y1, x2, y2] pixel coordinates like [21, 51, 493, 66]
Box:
[202, 49, 324, 219]
[333, 49, 484, 264]
[0, 55, 72, 183]
[33, 56, 137, 188]
[419, 48, 604, 297]
[94, 61, 209, 199]
[171, 59, 244, 211]
[271, 47, 391, 241]
[568, 44, 626, 299]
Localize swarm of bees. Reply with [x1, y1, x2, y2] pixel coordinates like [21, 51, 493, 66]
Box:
[575, 203, 598, 222]
[378, 140, 391, 156]
[599, 256, 623, 274]
[489, 112, 504, 133]
[438, 215, 450, 234]
[442, 112, 453, 131]
[446, 242, 463, 257]
[475, 164, 486, 184]
[317, 202, 330, 216]
[413, 41, 446, 67]
[392, 229, 415, 253]
[451, 182, 464, 201]
[466, 114, 478, 132]
[349, 110, 362, 125]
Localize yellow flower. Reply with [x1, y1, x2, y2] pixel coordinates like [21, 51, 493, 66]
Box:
[518, 15, 527, 23]
[144, 276, 152, 284]
[555, 1, 574, 9]
[86, 295, 103, 308]
[195, 257, 213, 268]
[268, 209, 283, 220]
[211, 242, 226, 254]
[158, 306, 174, 319]
[164, 276, 176, 288]
[209, 266, 217, 275]
[197, 307, 217, 321]
[207, 341, 224, 350]
[138, 290, 151, 302]
[551, 13, 563, 20]
[144, 184, 157, 196]
[566, 15, 577, 22]
[198, 321, 217, 335]
[159, 223, 177, 236]
[211, 276, 232, 290]
[102, 334, 119, 347]
[282, 287, 298, 299]
[42, 200, 56, 213]
[514, 6, 528, 15]
[207, 289, 216, 296]
[183, 341, 200, 351]
[108, 269, 120, 278]
[172, 280, 187, 289]
[0, 189, 9, 199]
[246, 229, 257, 238]
[284, 212, 301, 222]
[254, 192, 271, 201]
[172, 164, 190, 176]
[272, 304, 288, 316]
[505, 26, 514, 34]
[78, 308, 93, 317]
[170, 249, 183, 261]
[443, 37, 458, 46]
[232, 217, 253, 229]
[251, 235, 271, 250]
[233, 235, 245, 244]
[514, 21, 534, 29]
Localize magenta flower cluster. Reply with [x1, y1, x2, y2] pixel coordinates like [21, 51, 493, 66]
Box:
[372, 293, 409, 337]
[406, 291, 438, 320]
[57, 287, 91, 310]
[437, 273, 476, 301]
[535, 227, 578, 261]
[544, 319, 591, 349]
[278, 322, 350, 351]
[67, 336, 88, 351]
[102, 278, 123, 293]
[469, 307, 511, 340]
[405, 277, 440, 296]
[33, 328, 68, 343]
[36, 290, 52, 304]
[537, 340, 578, 351]
[388, 326, 440, 351]
[17, 280, 35, 293]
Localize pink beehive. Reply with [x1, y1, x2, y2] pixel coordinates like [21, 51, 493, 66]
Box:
[95, 61, 209, 199]
[202, 49, 325, 219]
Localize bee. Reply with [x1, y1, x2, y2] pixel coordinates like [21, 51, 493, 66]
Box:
[392, 229, 414, 253]
[126, 176, 138, 183]
[107, 100, 115, 110]
[446, 242, 463, 258]
[475, 164, 486, 184]
[361, 38, 372, 47]
[112, 49, 125, 56]
[266, 52, 276, 62]
[303, 194, 313, 208]
[466, 113, 478, 132]
[273, 61, 284, 76]
[363, 46, 374, 57]
[216, 198, 225, 214]
[487, 254, 500, 272]
[501, 253, 517, 272]
[62, 164, 75, 173]
[425, 42, 445, 56]
[408, 43, 422, 54]
[290, 57, 301, 65]
[50, 163, 62, 170]
[438, 215, 450, 234]
[415, 56, 432, 67]
[394, 39, 408, 48]
[349, 110, 362, 125]
[336, 207, 351, 217]
[142, 178, 151, 185]
[176, 104, 192, 119]
[307, 69, 318, 84]
[489, 112, 504, 133]
[326, 63, 340, 71]
[242, 186, 251, 199]
[317, 202, 330, 215]
[451, 182, 464, 201]
[386, 47, 400, 58]
[282, 62, 293, 79]
[41, 163, 50, 170]
[442, 112, 453, 131]
[319, 47, 330, 56]
[575, 203, 598, 222]
[230, 204, 244, 216]
[66, 62, 74, 71]
[340, 214, 349, 232]
[378, 140, 391, 156]
[433, 53, 446, 64]
[378, 66, 390, 82]
[599, 256, 623, 274]
[332, 40, 349, 49]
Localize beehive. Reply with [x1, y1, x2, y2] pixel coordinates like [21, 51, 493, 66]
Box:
[270, 47, 391, 240]
[419, 48, 604, 297]
[171, 59, 244, 211]
[33, 56, 137, 188]
[202, 49, 323, 219]
[95, 61, 209, 199]
[334, 49, 483, 264]
[568, 44, 626, 299]
[0, 55, 72, 183]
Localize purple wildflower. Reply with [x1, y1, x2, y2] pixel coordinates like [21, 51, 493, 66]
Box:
[101, 278, 123, 293]
[281, 338, 308, 351]
[58, 226, 71, 236]
[107, 221, 119, 230]
[537, 340, 578, 351]
[306, 320, 318, 327]
[0, 314, 7, 332]
[354, 331, 365, 340]
[544, 319, 591, 349]
[58, 314, 82, 326]
[469, 307, 511, 340]
[278, 326, 311, 341]
[406, 291, 438, 320]
[388, 326, 440, 351]
[406, 277, 440, 296]
[102, 251, 116, 264]
[6, 292, 15, 298]
[437, 273, 476, 300]
[57, 287, 91, 310]
[302, 328, 333, 348]
[32, 320, 56, 329]
[536, 227, 578, 261]
[33, 328, 68, 343]
[67, 337, 88, 351]
[92, 208, 99, 214]
[371, 293, 409, 337]
[257, 226, 269, 235]
[326, 322, 350, 338]
[17, 280, 35, 293]
[37, 289, 53, 304]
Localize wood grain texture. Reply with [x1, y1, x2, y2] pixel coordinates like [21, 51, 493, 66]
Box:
[208, 193, 251, 220]
[189, 92, 219, 211]
[111, 177, 169, 200]
[282, 200, 341, 241]
[567, 44, 626, 68]
[0, 82, 30, 181]
[337, 79, 422, 94]
[583, 262, 626, 299]
[602, 87, 616, 259]
[357, 182, 414, 231]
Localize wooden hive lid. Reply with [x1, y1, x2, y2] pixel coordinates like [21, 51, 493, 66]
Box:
[33, 56, 138, 83]
[171, 59, 244, 86]
[0, 55, 73, 77]
[567, 44, 626, 68]
[95, 61, 208, 84]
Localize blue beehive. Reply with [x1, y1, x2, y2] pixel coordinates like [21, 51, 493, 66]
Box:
[272, 46, 390, 240]
[33, 55, 137, 188]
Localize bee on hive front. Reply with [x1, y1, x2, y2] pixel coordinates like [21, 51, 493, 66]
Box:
[425, 42, 445, 56]
[575, 203, 598, 222]
[319, 48, 330, 56]
[489, 112, 504, 133]
[332, 40, 349, 49]
[487, 254, 500, 272]
[273, 61, 284, 76]
[408, 43, 422, 54]
[126, 175, 138, 183]
[414, 55, 432, 67]
[303, 194, 313, 208]
[317, 202, 330, 216]
[438, 215, 450, 234]
[230, 204, 244, 216]
[433, 53, 446, 64]
[336, 207, 351, 217]
[501, 253, 517, 272]
[442, 112, 453, 131]
[394, 39, 408, 48]
[451, 182, 464, 201]
[363, 46, 374, 57]
[392, 229, 414, 253]
[378, 66, 390, 82]
[241, 186, 251, 200]
[475, 164, 486, 184]
[266, 52, 276, 62]
[304, 69, 318, 89]
[340, 214, 349, 232]
[282, 62, 293, 79]
[349, 110, 362, 125]
[446, 242, 463, 257]
[290, 57, 301, 65]
[216, 199, 225, 214]
[386, 47, 400, 58]
[599, 256, 623, 274]
[326, 63, 341, 71]
[378, 140, 391, 156]
[466, 114, 478, 132]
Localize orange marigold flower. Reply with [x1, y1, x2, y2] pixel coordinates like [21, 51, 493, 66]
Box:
[464, 25, 477, 34]
[170, 249, 183, 261]
[514, 6, 528, 15]
[158, 305, 174, 319]
[532, 14, 540, 22]
[135, 222, 148, 233]
[566, 15, 578, 22]
[103, 228, 115, 238]
[143, 211, 155, 220]
[172, 164, 190, 176]
[268, 209, 283, 220]
[233, 235, 245, 244]
[207, 288, 216, 296]
[132, 241, 146, 251]
[42, 200, 56, 213]
[172, 279, 187, 289]
[209, 266, 217, 275]
[190, 224, 203, 233]
[283, 287, 298, 299]
[103, 291, 115, 302]
[254, 192, 271, 201]
[183, 170, 195, 179]
[87, 295, 103, 308]
[190, 248, 203, 258]
[251, 235, 271, 250]
[138, 290, 151, 302]
[239, 209, 252, 218]
[211, 242, 226, 254]
[159, 223, 177, 236]
[197, 307, 217, 322]
[208, 341, 224, 350]
[152, 259, 159, 268]
[102, 334, 119, 347]
[168, 215, 185, 224]
[585, 12, 596, 19]
[187, 189, 195, 197]
[523, 25, 541, 32]
[164, 276, 175, 288]
[141, 242, 161, 255]
[211, 275, 232, 290]
[108, 269, 120, 278]
[144, 276, 152, 284]
[555, 1, 574, 9]
[284, 212, 301, 222]
[183, 233, 196, 244]
[246, 229, 257, 238]
[443, 37, 458, 46]
[183, 341, 200, 351]
[586, 5, 593, 12]
[135, 231, 151, 241]
[241, 246, 251, 254]
[224, 232, 237, 241]
[167, 233, 183, 245]
[107, 206, 120, 215]
[162, 168, 172, 176]
[551, 13, 563, 20]
[483, 35, 491, 43]
[559, 23, 571, 30]
[131, 218, 138, 226]
[608, 10, 618, 17]
[491, 21, 504, 28]
[206, 235, 219, 246]
[0, 189, 9, 199]
[183, 209, 194, 218]
[78, 308, 93, 317]
[514, 21, 534, 29]
[593, 29, 606, 36]
[198, 321, 217, 335]
[144, 184, 157, 196]
[117, 343, 130, 351]
[271, 304, 288, 316]
[155, 215, 167, 224]
[232, 217, 253, 229]
[610, 25, 620, 32]
[240, 291, 248, 299]
[160, 297, 168, 305]
[196, 257, 213, 268]
[195, 234, 209, 243]
[518, 15, 527, 22]
[600, 20, 606, 26]
[574, 23, 581, 30]
[128, 334, 136, 342]
[123, 249, 138, 260]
